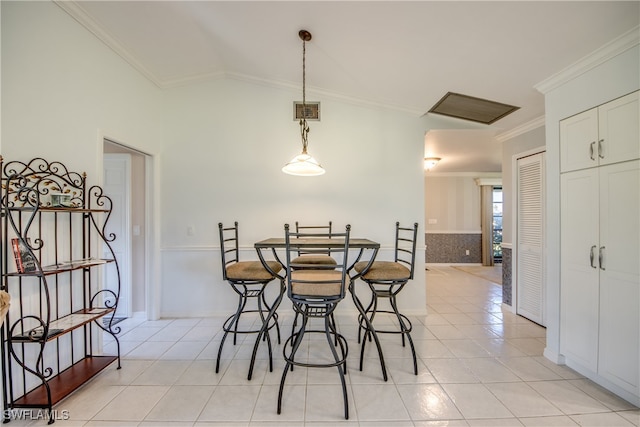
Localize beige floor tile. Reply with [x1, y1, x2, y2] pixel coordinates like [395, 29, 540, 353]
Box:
[528, 381, 611, 415]
[198, 385, 261, 422]
[497, 357, 562, 381]
[131, 360, 192, 385]
[485, 382, 562, 417]
[519, 415, 579, 426]
[93, 385, 169, 421]
[160, 341, 209, 360]
[175, 360, 223, 386]
[124, 340, 174, 359]
[351, 383, 409, 421]
[145, 385, 215, 422]
[462, 357, 521, 383]
[617, 410, 640, 425]
[56, 384, 125, 421]
[569, 412, 636, 426]
[424, 358, 479, 383]
[396, 383, 463, 420]
[442, 383, 513, 419]
[304, 384, 355, 422]
[253, 384, 304, 422]
[440, 339, 492, 358]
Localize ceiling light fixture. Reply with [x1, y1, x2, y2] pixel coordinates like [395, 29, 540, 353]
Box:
[282, 30, 325, 177]
[424, 157, 441, 170]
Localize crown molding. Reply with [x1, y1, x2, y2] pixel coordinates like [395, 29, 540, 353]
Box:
[426, 172, 502, 178]
[495, 115, 545, 142]
[535, 25, 640, 94]
[55, 1, 164, 88]
[474, 177, 502, 186]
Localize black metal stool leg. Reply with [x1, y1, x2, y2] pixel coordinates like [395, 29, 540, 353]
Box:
[324, 312, 349, 419]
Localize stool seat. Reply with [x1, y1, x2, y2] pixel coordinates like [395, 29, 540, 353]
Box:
[292, 254, 337, 266]
[226, 260, 282, 281]
[290, 270, 344, 296]
[354, 261, 410, 281]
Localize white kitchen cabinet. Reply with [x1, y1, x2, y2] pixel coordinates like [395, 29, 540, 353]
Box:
[597, 161, 639, 395]
[560, 91, 639, 173]
[560, 168, 600, 372]
[560, 91, 639, 405]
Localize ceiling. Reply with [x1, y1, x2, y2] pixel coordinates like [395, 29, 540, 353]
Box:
[58, 1, 639, 173]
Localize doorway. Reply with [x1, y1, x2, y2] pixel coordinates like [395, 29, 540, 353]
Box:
[492, 187, 503, 263]
[103, 140, 148, 320]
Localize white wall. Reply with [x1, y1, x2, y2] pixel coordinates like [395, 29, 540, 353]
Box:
[424, 174, 483, 233]
[541, 43, 639, 363]
[501, 126, 546, 246]
[159, 78, 427, 316]
[1, 1, 428, 320]
[1, 2, 163, 166]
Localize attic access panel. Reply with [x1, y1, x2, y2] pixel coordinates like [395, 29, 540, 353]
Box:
[429, 92, 519, 125]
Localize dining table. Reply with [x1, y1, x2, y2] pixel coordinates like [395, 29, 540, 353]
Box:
[249, 237, 389, 382]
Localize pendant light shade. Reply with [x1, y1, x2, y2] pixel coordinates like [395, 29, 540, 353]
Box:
[282, 152, 325, 176]
[282, 30, 325, 176]
[424, 157, 441, 170]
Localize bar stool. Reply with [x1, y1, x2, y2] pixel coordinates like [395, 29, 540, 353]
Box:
[353, 222, 419, 375]
[216, 222, 282, 374]
[277, 223, 351, 419]
[290, 221, 337, 267]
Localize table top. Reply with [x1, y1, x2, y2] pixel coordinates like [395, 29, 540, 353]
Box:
[255, 237, 379, 249]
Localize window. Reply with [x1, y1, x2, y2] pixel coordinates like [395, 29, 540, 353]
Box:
[492, 187, 503, 262]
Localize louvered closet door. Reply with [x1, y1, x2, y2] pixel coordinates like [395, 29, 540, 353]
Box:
[517, 152, 545, 325]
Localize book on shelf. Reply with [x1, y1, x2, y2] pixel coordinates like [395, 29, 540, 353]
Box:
[11, 238, 37, 273]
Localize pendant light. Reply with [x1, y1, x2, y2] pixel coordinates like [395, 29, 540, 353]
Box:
[282, 30, 325, 176]
[424, 157, 441, 170]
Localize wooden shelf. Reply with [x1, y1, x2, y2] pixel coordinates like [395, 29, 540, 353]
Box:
[12, 356, 117, 407]
[11, 307, 115, 342]
[7, 258, 113, 277]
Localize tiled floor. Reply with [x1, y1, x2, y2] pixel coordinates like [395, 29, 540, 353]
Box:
[12, 266, 640, 426]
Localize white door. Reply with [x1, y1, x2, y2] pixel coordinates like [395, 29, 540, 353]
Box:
[516, 152, 545, 325]
[560, 168, 600, 372]
[598, 160, 639, 395]
[103, 154, 132, 318]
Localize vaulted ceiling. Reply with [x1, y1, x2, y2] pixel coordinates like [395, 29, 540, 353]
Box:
[58, 1, 639, 172]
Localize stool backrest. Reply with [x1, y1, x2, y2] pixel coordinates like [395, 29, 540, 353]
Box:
[294, 221, 333, 257]
[285, 223, 350, 301]
[394, 222, 419, 279]
[218, 221, 240, 281]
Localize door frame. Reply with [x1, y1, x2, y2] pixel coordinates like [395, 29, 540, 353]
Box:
[98, 132, 158, 320]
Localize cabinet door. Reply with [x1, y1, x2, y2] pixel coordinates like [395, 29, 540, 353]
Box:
[598, 92, 640, 166]
[560, 169, 600, 371]
[598, 160, 639, 395]
[560, 108, 599, 173]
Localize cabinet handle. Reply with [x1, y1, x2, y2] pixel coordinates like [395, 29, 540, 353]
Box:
[599, 246, 606, 270]
[590, 245, 597, 268]
[598, 139, 604, 159]
[590, 142, 596, 160]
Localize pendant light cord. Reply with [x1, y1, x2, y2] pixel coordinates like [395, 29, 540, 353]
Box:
[300, 36, 309, 154]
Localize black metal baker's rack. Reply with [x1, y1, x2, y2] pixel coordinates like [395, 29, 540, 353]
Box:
[0, 157, 122, 424]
